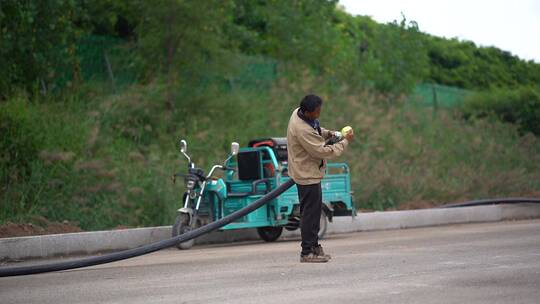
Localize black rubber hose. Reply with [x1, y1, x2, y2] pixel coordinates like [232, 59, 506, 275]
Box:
[440, 197, 540, 208]
[0, 179, 295, 277]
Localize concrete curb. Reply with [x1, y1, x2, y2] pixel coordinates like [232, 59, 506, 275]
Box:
[1, 203, 540, 260]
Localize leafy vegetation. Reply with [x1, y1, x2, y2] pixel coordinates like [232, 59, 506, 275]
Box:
[463, 86, 540, 136]
[1, 1, 539, 231]
[425, 36, 540, 90]
[3, 1, 539, 97]
[0, 1, 83, 97]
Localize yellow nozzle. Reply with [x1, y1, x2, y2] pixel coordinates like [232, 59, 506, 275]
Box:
[341, 126, 353, 136]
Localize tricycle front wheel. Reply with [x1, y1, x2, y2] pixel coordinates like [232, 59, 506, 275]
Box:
[257, 226, 283, 242]
[172, 215, 197, 250]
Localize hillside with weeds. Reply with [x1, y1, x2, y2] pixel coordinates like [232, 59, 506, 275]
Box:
[1, 1, 539, 233]
[2, 74, 539, 231]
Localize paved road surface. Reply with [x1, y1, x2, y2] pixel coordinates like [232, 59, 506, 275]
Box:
[1, 220, 539, 304]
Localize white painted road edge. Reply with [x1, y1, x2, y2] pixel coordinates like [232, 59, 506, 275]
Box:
[1, 203, 540, 260]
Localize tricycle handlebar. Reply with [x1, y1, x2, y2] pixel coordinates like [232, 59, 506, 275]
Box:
[206, 165, 236, 179]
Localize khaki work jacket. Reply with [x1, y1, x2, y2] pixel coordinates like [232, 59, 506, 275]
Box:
[286, 108, 348, 185]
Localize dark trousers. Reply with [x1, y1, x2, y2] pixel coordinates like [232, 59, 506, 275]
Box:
[296, 183, 322, 255]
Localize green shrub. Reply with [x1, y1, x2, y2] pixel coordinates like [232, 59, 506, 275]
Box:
[462, 87, 540, 136]
[0, 98, 42, 186]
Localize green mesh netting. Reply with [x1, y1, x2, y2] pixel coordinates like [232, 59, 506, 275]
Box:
[410, 83, 471, 108]
[62, 35, 468, 107]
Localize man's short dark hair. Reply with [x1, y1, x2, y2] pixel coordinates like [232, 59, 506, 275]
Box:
[300, 94, 323, 112]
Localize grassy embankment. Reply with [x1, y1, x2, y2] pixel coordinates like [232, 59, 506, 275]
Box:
[2, 75, 539, 231]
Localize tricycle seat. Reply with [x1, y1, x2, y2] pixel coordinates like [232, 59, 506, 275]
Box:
[227, 178, 272, 198]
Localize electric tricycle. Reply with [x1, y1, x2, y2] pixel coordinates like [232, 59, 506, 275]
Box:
[171, 137, 355, 249]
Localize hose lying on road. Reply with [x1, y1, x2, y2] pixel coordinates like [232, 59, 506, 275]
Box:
[440, 197, 540, 208]
[0, 179, 295, 277]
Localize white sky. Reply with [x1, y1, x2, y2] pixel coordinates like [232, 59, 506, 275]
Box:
[339, 0, 540, 63]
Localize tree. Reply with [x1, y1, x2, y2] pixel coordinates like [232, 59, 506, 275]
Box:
[136, 0, 234, 110]
[0, 0, 82, 97]
[425, 35, 540, 90]
[231, 1, 346, 75]
[357, 15, 429, 94]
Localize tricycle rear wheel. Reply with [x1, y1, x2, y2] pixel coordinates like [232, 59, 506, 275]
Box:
[318, 211, 328, 240]
[257, 226, 283, 242]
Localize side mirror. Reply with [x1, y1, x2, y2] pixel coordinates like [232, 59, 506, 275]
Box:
[231, 142, 239, 156]
[180, 139, 187, 153]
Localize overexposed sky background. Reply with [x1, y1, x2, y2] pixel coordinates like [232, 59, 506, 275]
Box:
[339, 0, 540, 63]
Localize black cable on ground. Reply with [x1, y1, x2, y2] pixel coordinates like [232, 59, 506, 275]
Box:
[440, 197, 540, 208]
[0, 179, 295, 277]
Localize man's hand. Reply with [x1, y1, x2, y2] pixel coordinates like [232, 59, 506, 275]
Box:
[344, 129, 354, 141]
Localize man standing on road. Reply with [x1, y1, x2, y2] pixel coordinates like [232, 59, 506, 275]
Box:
[287, 94, 353, 263]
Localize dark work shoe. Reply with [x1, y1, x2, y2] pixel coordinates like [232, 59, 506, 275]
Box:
[313, 245, 331, 260]
[300, 252, 330, 263]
